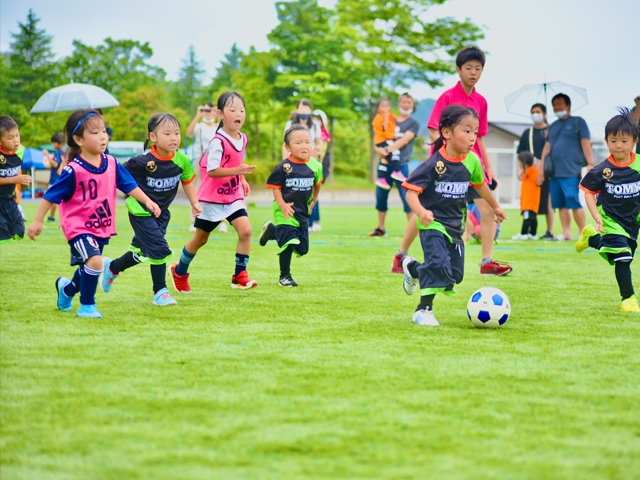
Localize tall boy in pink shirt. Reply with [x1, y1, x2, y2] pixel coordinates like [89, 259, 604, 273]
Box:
[391, 46, 512, 276]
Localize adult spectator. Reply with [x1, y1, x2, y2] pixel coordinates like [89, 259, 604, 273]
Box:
[186, 102, 220, 231]
[282, 99, 321, 160]
[309, 109, 331, 232]
[633, 95, 640, 154]
[368, 93, 420, 237]
[517, 103, 554, 239]
[538, 93, 595, 240]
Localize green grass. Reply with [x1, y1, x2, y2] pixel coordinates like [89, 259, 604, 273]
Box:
[1, 204, 639, 479]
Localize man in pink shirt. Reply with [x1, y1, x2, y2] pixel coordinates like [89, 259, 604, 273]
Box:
[390, 46, 512, 276]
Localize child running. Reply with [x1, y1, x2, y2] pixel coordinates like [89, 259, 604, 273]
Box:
[400, 105, 507, 326]
[0, 116, 30, 245]
[27, 109, 160, 318]
[101, 114, 201, 306]
[170, 92, 257, 293]
[372, 98, 404, 190]
[576, 108, 640, 312]
[42, 132, 65, 222]
[512, 151, 540, 240]
[258, 124, 323, 286]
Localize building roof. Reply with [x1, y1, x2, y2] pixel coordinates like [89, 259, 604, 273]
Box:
[489, 122, 531, 139]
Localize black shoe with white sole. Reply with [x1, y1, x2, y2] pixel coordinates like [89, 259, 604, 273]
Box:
[278, 275, 298, 287]
[259, 220, 276, 246]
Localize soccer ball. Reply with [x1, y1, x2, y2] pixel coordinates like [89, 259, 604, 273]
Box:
[467, 287, 511, 328]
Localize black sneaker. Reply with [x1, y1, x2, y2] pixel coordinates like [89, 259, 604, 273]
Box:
[278, 275, 298, 287]
[259, 221, 276, 246]
[540, 231, 554, 240]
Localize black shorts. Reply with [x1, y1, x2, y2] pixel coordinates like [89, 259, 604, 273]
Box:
[595, 234, 637, 265]
[69, 234, 108, 266]
[194, 208, 248, 233]
[538, 178, 551, 215]
[0, 198, 24, 243]
[129, 211, 172, 263]
[275, 224, 309, 257]
[417, 230, 464, 295]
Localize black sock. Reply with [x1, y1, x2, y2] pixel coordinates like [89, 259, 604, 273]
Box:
[279, 244, 295, 277]
[64, 267, 82, 297]
[235, 253, 249, 276]
[588, 234, 602, 250]
[615, 261, 635, 299]
[417, 294, 435, 312]
[110, 251, 140, 274]
[408, 259, 419, 278]
[150, 263, 167, 293]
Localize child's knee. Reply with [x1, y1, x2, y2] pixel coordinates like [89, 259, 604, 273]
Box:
[237, 225, 252, 241]
[85, 255, 103, 271]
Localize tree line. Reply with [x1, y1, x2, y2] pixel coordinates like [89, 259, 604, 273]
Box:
[0, 0, 482, 181]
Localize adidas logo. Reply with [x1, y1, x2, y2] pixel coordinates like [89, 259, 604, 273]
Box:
[84, 199, 113, 229]
[217, 176, 240, 195]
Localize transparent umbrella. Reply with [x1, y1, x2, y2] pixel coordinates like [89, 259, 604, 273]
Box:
[31, 83, 119, 113]
[504, 76, 588, 118]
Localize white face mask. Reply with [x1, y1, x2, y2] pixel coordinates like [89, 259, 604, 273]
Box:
[202, 117, 216, 124]
[555, 110, 567, 119]
[531, 113, 544, 124]
[399, 108, 413, 116]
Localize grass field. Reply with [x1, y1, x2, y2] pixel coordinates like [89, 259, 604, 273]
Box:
[1, 203, 639, 479]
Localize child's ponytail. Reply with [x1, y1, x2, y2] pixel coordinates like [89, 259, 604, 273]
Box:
[432, 105, 479, 153]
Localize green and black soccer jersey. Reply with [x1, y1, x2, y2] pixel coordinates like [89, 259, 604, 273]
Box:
[402, 147, 484, 244]
[123, 147, 195, 216]
[266, 156, 323, 227]
[0, 146, 24, 200]
[580, 152, 640, 241]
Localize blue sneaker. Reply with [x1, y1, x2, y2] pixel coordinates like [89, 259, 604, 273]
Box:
[77, 304, 103, 318]
[153, 288, 178, 306]
[101, 257, 118, 293]
[55, 276, 73, 311]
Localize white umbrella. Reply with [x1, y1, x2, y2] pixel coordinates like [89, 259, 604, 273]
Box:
[31, 83, 119, 113]
[504, 76, 588, 118]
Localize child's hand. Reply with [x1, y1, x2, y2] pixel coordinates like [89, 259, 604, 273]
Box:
[16, 174, 31, 186]
[146, 200, 161, 217]
[493, 207, 508, 223]
[380, 158, 389, 165]
[241, 177, 250, 196]
[309, 199, 317, 215]
[27, 220, 42, 241]
[418, 209, 434, 226]
[191, 202, 202, 217]
[236, 164, 256, 175]
[279, 201, 295, 219]
[594, 215, 604, 233]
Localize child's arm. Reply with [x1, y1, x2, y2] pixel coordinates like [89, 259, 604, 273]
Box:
[127, 187, 161, 217]
[27, 199, 55, 240]
[477, 137, 496, 186]
[241, 176, 250, 196]
[182, 181, 202, 218]
[309, 183, 322, 214]
[405, 190, 434, 226]
[208, 164, 256, 178]
[273, 188, 295, 219]
[538, 141, 551, 186]
[584, 193, 603, 232]
[474, 183, 507, 223]
[0, 174, 31, 186]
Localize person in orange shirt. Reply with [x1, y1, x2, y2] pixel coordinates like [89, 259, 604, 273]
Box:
[513, 151, 541, 240]
[372, 98, 404, 190]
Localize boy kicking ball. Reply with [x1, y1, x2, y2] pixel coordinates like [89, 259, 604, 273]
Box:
[576, 108, 640, 312]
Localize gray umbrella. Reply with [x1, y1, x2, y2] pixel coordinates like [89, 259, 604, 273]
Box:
[504, 76, 588, 118]
[31, 83, 119, 113]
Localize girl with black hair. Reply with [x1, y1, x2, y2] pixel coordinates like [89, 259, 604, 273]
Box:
[101, 114, 201, 306]
[399, 105, 507, 327]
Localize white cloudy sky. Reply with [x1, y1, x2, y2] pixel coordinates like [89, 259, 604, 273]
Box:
[1, 0, 638, 138]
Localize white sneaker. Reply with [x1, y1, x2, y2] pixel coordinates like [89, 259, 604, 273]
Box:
[219, 222, 228, 233]
[511, 233, 527, 240]
[188, 224, 196, 232]
[312, 223, 322, 232]
[413, 309, 439, 326]
[402, 256, 418, 295]
[526, 234, 538, 240]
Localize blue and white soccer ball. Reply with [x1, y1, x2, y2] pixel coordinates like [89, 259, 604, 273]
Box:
[467, 287, 511, 328]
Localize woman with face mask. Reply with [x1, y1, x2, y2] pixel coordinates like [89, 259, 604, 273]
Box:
[517, 103, 554, 239]
[282, 99, 322, 160]
[186, 102, 221, 231]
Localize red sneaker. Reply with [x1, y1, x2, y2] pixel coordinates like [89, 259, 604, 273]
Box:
[231, 270, 258, 289]
[169, 263, 191, 294]
[391, 253, 404, 273]
[368, 227, 386, 237]
[480, 260, 513, 276]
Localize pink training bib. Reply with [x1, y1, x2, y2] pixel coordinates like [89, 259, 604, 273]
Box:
[197, 132, 247, 204]
[59, 155, 118, 241]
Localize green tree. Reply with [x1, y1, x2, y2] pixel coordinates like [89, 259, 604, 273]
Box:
[170, 45, 205, 116]
[209, 43, 242, 94]
[62, 38, 166, 95]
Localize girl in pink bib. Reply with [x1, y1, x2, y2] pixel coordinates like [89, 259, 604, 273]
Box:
[170, 92, 259, 293]
[27, 109, 160, 319]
